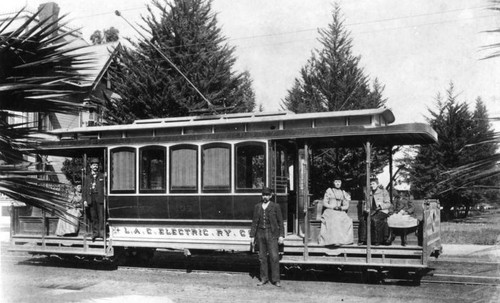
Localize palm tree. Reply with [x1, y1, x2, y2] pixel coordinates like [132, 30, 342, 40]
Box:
[0, 8, 92, 217]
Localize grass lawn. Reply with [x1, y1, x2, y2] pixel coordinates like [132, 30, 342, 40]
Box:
[440, 208, 500, 245]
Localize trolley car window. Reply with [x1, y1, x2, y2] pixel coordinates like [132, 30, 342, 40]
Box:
[202, 143, 231, 192]
[170, 145, 198, 192]
[235, 142, 266, 192]
[140, 146, 166, 193]
[110, 147, 136, 193]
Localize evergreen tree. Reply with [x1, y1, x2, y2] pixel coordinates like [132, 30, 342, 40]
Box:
[409, 83, 497, 219]
[90, 30, 103, 45]
[467, 1, 500, 207]
[104, 27, 119, 43]
[104, 0, 255, 124]
[470, 98, 497, 162]
[282, 4, 385, 112]
[468, 98, 500, 209]
[281, 4, 387, 195]
[90, 27, 120, 45]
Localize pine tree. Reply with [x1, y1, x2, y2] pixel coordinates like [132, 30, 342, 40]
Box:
[467, 98, 500, 211]
[470, 98, 497, 159]
[409, 83, 494, 219]
[90, 27, 119, 45]
[104, 0, 255, 124]
[90, 30, 103, 45]
[282, 4, 385, 112]
[281, 4, 387, 195]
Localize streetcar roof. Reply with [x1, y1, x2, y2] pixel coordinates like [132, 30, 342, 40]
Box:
[36, 107, 437, 153]
[50, 107, 396, 134]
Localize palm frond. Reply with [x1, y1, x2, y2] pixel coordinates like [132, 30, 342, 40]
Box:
[484, 1, 500, 59]
[0, 174, 72, 218]
[1, 7, 95, 214]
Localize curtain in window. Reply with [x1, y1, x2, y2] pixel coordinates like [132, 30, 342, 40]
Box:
[140, 148, 165, 191]
[171, 148, 197, 190]
[111, 149, 135, 191]
[203, 146, 230, 190]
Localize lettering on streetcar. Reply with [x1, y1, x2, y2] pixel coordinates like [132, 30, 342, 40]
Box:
[111, 226, 251, 240]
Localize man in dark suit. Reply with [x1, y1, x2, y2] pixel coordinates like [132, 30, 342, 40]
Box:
[83, 157, 105, 241]
[250, 187, 284, 287]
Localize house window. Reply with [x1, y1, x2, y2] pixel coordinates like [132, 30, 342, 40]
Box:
[110, 147, 136, 193]
[235, 142, 266, 192]
[140, 146, 166, 193]
[202, 143, 231, 192]
[170, 145, 197, 192]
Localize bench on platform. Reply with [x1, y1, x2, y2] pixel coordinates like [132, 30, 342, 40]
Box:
[309, 199, 426, 246]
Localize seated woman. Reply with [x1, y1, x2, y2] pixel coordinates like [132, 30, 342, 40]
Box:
[318, 176, 353, 245]
[387, 191, 418, 246]
[359, 177, 392, 245]
[56, 183, 83, 237]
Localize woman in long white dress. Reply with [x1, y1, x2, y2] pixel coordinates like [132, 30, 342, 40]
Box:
[318, 177, 353, 245]
[56, 184, 83, 236]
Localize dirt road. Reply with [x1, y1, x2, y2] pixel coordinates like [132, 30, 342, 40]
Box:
[1, 247, 499, 303]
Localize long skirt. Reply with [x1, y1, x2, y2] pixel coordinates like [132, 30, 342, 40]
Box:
[318, 209, 353, 245]
[55, 208, 82, 236]
[388, 213, 418, 228]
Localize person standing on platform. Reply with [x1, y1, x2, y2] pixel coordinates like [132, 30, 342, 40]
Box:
[83, 157, 105, 241]
[250, 187, 285, 287]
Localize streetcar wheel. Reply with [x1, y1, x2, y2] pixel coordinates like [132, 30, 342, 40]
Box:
[127, 248, 156, 265]
[360, 269, 383, 284]
[360, 269, 373, 284]
[108, 247, 127, 266]
[411, 270, 422, 286]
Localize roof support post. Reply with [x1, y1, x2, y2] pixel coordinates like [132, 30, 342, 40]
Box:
[364, 141, 372, 263]
[389, 146, 393, 203]
[302, 142, 310, 260]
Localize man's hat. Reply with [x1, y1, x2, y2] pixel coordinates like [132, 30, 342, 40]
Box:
[262, 187, 272, 195]
[370, 175, 379, 183]
[89, 157, 100, 164]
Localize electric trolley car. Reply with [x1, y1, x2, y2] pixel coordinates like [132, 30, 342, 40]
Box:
[9, 108, 441, 281]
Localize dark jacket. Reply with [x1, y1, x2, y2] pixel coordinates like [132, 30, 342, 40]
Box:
[83, 172, 105, 206]
[394, 197, 415, 216]
[250, 201, 284, 239]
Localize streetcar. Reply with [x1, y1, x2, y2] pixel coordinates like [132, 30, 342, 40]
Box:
[9, 107, 441, 281]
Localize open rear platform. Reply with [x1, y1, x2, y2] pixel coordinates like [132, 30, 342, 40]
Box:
[9, 234, 112, 257]
[281, 234, 425, 268]
[9, 206, 112, 257]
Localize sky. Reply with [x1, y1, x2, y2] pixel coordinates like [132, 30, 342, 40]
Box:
[2, 0, 500, 129]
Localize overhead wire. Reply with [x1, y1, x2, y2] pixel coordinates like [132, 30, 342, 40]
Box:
[8, 3, 494, 57]
[61, 4, 494, 47]
[108, 11, 499, 59]
[115, 10, 215, 109]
